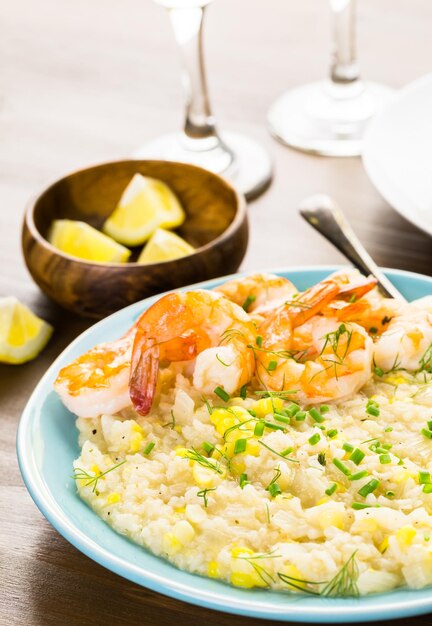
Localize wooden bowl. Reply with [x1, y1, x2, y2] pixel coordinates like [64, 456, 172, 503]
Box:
[22, 160, 248, 319]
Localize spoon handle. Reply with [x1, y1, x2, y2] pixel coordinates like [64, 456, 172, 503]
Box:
[299, 194, 406, 302]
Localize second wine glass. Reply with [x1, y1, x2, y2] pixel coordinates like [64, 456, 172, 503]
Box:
[267, 0, 395, 157]
[135, 0, 272, 200]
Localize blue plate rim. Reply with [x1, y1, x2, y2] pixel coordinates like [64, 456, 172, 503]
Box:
[16, 265, 432, 623]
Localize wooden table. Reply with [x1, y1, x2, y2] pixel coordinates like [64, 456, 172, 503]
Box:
[1, 0, 432, 624]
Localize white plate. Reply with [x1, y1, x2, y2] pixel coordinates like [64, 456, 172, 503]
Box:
[363, 73, 432, 236]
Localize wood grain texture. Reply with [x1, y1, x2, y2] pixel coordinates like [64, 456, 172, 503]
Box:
[22, 160, 248, 318]
[2, 0, 432, 624]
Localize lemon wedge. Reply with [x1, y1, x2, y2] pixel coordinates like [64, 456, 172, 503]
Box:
[0, 297, 53, 364]
[49, 220, 131, 263]
[138, 228, 195, 264]
[103, 174, 186, 246]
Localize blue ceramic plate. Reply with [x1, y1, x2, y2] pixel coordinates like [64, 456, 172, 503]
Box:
[17, 266, 432, 623]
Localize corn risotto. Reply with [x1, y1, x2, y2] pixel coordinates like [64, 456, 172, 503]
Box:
[73, 369, 432, 596]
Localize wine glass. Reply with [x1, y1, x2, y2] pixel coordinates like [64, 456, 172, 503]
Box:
[267, 0, 395, 157]
[135, 0, 272, 200]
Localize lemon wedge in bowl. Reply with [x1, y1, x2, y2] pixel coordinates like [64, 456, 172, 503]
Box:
[103, 174, 186, 246]
[0, 297, 53, 364]
[138, 228, 195, 264]
[48, 220, 131, 263]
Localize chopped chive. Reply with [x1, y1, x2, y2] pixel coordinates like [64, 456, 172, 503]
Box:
[320, 405, 330, 414]
[308, 433, 321, 446]
[352, 502, 373, 510]
[264, 421, 286, 432]
[428, 420, 432, 430]
[280, 447, 293, 457]
[419, 471, 431, 484]
[248, 409, 257, 417]
[240, 385, 247, 400]
[214, 386, 230, 402]
[421, 428, 432, 440]
[382, 443, 392, 450]
[342, 442, 354, 453]
[366, 405, 380, 417]
[143, 442, 155, 455]
[285, 403, 300, 417]
[385, 491, 395, 498]
[274, 413, 290, 424]
[358, 478, 380, 497]
[349, 470, 369, 481]
[423, 484, 432, 494]
[267, 483, 282, 498]
[325, 483, 337, 496]
[379, 454, 392, 464]
[317, 452, 326, 466]
[242, 294, 256, 312]
[256, 335, 263, 348]
[384, 426, 393, 432]
[202, 441, 215, 455]
[234, 438, 247, 454]
[295, 411, 306, 421]
[254, 421, 265, 436]
[309, 408, 325, 423]
[333, 458, 350, 476]
[327, 429, 338, 439]
[374, 366, 384, 377]
[240, 473, 249, 489]
[349, 448, 365, 465]
[267, 360, 277, 372]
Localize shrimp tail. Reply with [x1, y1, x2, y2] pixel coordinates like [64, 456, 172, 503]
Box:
[129, 328, 160, 416]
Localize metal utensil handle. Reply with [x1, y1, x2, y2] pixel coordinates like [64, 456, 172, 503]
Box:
[299, 194, 406, 302]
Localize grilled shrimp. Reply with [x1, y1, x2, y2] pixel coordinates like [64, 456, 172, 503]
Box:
[54, 331, 134, 418]
[374, 296, 432, 373]
[129, 289, 257, 416]
[256, 278, 374, 404]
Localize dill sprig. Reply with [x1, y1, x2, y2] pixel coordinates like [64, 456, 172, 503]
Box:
[184, 448, 224, 474]
[254, 390, 298, 398]
[258, 439, 299, 463]
[320, 323, 353, 365]
[71, 460, 126, 493]
[277, 551, 359, 597]
[234, 550, 281, 587]
[197, 487, 216, 507]
[418, 343, 432, 373]
[163, 410, 176, 429]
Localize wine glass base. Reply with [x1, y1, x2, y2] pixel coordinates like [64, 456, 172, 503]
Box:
[268, 80, 395, 157]
[133, 131, 273, 201]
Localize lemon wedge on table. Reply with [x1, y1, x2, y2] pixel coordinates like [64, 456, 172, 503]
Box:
[103, 174, 186, 246]
[48, 220, 131, 263]
[0, 297, 53, 364]
[138, 228, 195, 264]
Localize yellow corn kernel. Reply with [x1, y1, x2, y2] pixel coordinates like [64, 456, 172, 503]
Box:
[316, 497, 329, 506]
[318, 509, 345, 531]
[91, 464, 101, 476]
[334, 482, 346, 494]
[231, 572, 261, 588]
[174, 506, 186, 514]
[175, 447, 189, 458]
[253, 397, 284, 418]
[230, 456, 246, 475]
[174, 425, 182, 434]
[208, 561, 220, 578]
[385, 375, 407, 386]
[356, 518, 378, 533]
[173, 520, 195, 544]
[132, 422, 143, 433]
[129, 432, 143, 453]
[231, 546, 254, 558]
[396, 525, 416, 549]
[279, 564, 307, 590]
[379, 536, 389, 553]
[162, 532, 182, 555]
[106, 492, 121, 504]
[245, 439, 260, 456]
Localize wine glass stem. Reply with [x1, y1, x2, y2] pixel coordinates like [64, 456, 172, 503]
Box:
[168, 5, 219, 142]
[329, 0, 360, 84]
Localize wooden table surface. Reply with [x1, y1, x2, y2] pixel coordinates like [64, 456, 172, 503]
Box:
[2, 0, 432, 624]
